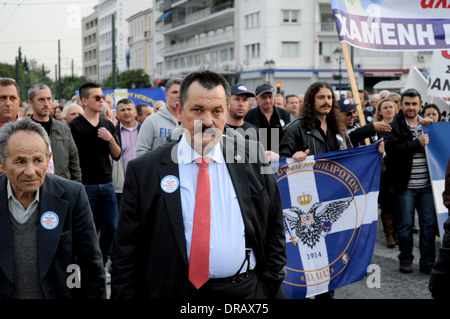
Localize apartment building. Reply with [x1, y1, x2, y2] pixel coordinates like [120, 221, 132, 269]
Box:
[153, 0, 431, 95]
[82, 6, 99, 82]
[97, 0, 151, 82]
[84, 0, 432, 94]
[127, 8, 153, 75]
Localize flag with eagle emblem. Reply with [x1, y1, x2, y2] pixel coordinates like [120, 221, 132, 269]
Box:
[272, 142, 382, 298]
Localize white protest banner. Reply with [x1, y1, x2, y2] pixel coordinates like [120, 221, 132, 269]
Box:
[427, 50, 450, 98]
[330, 0, 450, 51]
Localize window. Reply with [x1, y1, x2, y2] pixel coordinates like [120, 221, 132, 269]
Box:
[320, 4, 335, 31]
[245, 43, 260, 59]
[282, 10, 299, 23]
[245, 12, 260, 28]
[220, 49, 228, 62]
[282, 42, 299, 56]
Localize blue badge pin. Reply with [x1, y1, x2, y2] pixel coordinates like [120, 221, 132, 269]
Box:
[161, 175, 179, 193]
[41, 211, 59, 230]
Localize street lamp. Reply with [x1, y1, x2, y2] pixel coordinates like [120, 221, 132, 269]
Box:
[264, 59, 275, 84]
[333, 47, 343, 96]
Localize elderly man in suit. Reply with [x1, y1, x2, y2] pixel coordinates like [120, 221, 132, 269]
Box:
[0, 119, 105, 299]
[111, 70, 286, 299]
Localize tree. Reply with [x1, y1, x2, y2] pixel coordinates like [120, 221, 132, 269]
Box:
[102, 69, 151, 89]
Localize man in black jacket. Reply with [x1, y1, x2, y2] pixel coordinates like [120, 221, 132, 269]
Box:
[244, 83, 291, 153]
[338, 97, 391, 147]
[279, 82, 352, 161]
[384, 88, 436, 274]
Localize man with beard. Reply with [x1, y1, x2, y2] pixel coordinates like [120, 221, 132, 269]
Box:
[384, 88, 436, 275]
[279, 82, 352, 162]
[28, 83, 81, 182]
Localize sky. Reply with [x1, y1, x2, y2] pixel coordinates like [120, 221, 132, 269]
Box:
[0, 0, 98, 79]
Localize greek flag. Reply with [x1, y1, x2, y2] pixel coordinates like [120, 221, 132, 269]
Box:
[272, 143, 382, 298]
[424, 122, 450, 239]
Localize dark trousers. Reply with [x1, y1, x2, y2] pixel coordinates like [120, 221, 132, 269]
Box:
[188, 271, 284, 299]
[84, 182, 119, 265]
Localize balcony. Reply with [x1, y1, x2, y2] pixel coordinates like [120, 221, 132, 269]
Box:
[161, 1, 235, 36]
[163, 26, 234, 56]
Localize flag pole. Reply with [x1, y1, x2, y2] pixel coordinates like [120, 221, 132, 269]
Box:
[341, 42, 370, 145]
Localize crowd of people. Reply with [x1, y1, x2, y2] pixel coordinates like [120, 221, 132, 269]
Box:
[0, 71, 449, 300]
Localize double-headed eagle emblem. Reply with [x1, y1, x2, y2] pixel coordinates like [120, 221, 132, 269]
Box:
[284, 199, 353, 248]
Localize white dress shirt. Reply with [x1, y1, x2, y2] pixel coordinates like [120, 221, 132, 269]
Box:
[177, 135, 256, 278]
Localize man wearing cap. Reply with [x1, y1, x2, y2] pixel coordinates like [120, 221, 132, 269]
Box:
[244, 83, 291, 152]
[226, 84, 259, 141]
[340, 98, 391, 147]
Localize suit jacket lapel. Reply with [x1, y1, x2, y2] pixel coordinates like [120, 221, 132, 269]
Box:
[222, 137, 256, 242]
[38, 175, 69, 282]
[158, 142, 188, 267]
[0, 175, 14, 285]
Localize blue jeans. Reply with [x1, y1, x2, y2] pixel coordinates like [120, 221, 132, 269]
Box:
[395, 186, 437, 267]
[84, 182, 118, 265]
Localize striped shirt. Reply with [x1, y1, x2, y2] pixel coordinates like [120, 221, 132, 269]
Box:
[405, 118, 430, 189]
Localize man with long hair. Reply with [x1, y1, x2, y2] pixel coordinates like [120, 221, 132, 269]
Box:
[280, 81, 352, 160]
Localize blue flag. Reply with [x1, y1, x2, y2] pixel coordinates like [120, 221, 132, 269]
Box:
[272, 143, 382, 298]
[424, 122, 450, 238]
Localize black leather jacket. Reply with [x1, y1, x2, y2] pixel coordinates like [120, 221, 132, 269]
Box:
[279, 118, 352, 158]
[384, 110, 425, 193]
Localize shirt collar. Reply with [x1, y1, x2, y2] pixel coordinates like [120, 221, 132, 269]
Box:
[120, 122, 139, 131]
[7, 180, 40, 204]
[178, 134, 224, 166]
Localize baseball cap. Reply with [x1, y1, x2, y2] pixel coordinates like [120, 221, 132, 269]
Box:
[230, 84, 255, 97]
[255, 83, 274, 96]
[338, 98, 358, 112]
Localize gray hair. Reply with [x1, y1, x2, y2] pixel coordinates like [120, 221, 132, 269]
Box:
[0, 119, 51, 163]
[28, 83, 51, 101]
[62, 103, 83, 119]
[23, 105, 33, 117]
[166, 77, 183, 92]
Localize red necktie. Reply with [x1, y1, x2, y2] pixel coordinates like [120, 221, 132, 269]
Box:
[189, 157, 211, 289]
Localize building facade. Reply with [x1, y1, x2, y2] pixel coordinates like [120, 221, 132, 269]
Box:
[84, 0, 433, 95]
[82, 6, 99, 82]
[127, 8, 153, 76]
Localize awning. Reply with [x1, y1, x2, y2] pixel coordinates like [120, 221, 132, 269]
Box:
[373, 79, 406, 90]
[156, 11, 171, 22]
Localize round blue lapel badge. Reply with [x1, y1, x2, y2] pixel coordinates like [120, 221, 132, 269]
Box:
[161, 175, 179, 193]
[40, 211, 59, 230]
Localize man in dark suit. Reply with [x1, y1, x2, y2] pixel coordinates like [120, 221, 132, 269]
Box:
[111, 70, 286, 299]
[0, 119, 105, 299]
[244, 82, 291, 153]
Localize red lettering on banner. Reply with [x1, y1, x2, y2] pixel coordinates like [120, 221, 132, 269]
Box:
[442, 50, 450, 59]
[421, 0, 434, 8]
[421, 0, 450, 8]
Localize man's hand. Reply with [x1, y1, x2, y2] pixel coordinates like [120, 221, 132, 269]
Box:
[420, 117, 433, 127]
[98, 127, 114, 143]
[373, 122, 392, 133]
[418, 133, 429, 146]
[292, 149, 310, 162]
[266, 151, 279, 162]
[377, 138, 385, 154]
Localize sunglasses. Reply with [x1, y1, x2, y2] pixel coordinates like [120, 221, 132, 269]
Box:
[92, 95, 105, 102]
[346, 110, 356, 117]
